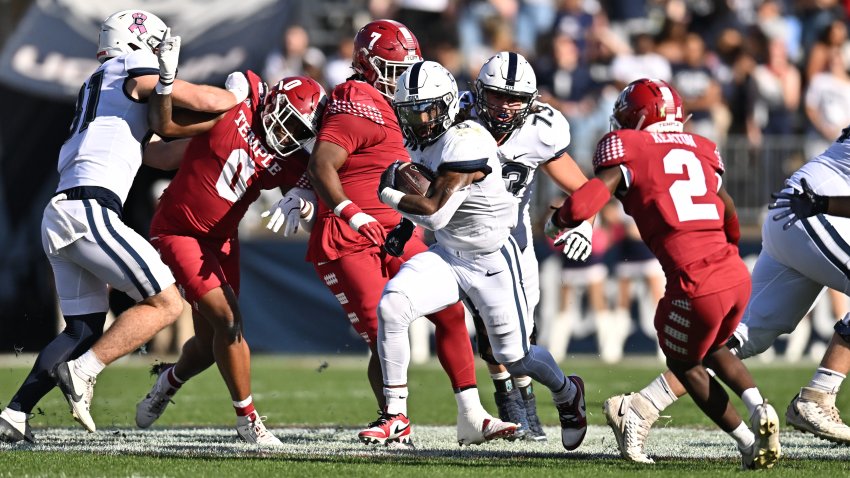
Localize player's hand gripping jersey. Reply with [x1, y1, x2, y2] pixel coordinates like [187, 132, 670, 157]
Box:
[150, 71, 309, 239]
[593, 129, 745, 296]
[307, 80, 409, 262]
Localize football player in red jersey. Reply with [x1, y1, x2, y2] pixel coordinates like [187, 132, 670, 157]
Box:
[548, 79, 780, 469]
[303, 19, 515, 446]
[133, 74, 326, 446]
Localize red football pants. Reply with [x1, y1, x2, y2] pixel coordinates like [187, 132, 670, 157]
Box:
[313, 238, 476, 389]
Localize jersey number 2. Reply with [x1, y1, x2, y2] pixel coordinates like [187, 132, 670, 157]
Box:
[663, 149, 719, 222]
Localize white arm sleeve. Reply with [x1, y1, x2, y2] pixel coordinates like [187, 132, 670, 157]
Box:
[401, 187, 470, 231]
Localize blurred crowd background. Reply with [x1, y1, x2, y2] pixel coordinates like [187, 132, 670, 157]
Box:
[1, 0, 848, 363]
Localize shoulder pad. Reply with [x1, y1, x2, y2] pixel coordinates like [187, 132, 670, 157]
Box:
[593, 131, 627, 170]
[325, 81, 387, 125]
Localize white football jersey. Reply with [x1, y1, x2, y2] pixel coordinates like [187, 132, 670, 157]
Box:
[408, 120, 517, 252]
[467, 96, 571, 249]
[56, 50, 159, 203]
[787, 138, 850, 196]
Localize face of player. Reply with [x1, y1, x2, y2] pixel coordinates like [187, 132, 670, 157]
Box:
[261, 99, 315, 156]
[480, 89, 531, 126]
[397, 99, 448, 144]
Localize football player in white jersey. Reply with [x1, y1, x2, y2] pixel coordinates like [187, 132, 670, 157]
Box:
[372, 61, 587, 451]
[603, 128, 850, 462]
[0, 9, 244, 442]
[461, 51, 593, 441]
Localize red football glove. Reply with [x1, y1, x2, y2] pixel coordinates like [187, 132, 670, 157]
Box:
[335, 200, 386, 246]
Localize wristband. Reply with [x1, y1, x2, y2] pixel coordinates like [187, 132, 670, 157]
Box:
[379, 187, 406, 209]
[155, 81, 173, 95]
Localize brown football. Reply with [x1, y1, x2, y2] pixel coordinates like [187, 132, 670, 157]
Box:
[395, 162, 435, 196]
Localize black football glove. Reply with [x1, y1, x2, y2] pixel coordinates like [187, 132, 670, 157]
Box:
[769, 178, 829, 230]
[378, 161, 401, 201]
[384, 218, 415, 257]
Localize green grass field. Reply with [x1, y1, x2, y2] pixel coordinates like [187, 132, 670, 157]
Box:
[1, 354, 849, 476]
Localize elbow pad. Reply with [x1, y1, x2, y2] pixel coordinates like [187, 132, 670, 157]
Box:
[555, 178, 611, 228]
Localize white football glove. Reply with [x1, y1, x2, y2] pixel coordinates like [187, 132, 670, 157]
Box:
[553, 220, 593, 261]
[225, 71, 249, 104]
[156, 28, 180, 94]
[261, 187, 317, 237]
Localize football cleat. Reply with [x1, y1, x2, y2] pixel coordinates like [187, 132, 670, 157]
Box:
[522, 393, 547, 442]
[135, 363, 177, 428]
[786, 387, 850, 445]
[52, 360, 96, 432]
[556, 375, 587, 451]
[236, 412, 283, 446]
[0, 409, 35, 444]
[457, 409, 518, 445]
[603, 393, 658, 464]
[494, 389, 529, 441]
[358, 411, 413, 447]
[746, 402, 781, 469]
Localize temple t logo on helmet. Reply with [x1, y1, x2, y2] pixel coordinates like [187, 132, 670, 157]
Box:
[610, 78, 685, 133]
[261, 76, 328, 158]
[352, 19, 422, 100]
[393, 61, 460, 147]
[97, 10, 168, 63]
[474, 51, 538, 135]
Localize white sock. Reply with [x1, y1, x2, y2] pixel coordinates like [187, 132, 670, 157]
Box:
[639, 373, 678, 412]
[75, 350, 105, 379]
[455, 387, 484, 415]
[2, 408, 27, 423]
[490, 371, 511, 381]
[514, 376, 532, 388]
[233, 396, 253, 409]
[808, 367, 846, 393]
[385, 387, 408, 416]
[729, 420, 755, 450]
[741, 388, 764, 417]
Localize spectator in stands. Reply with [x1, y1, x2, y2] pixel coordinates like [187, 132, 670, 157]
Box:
[262, 25, 325, 85]
[804, 49, 850, 161]
[610, 33, 671, 88]
[805, 18, 850, 83]
[752, 34, 800, 137]
[672, 33, 722, 140]
[324, 36, 355, 89]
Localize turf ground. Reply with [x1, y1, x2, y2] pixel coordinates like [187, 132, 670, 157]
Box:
[1, 354, 849, 476]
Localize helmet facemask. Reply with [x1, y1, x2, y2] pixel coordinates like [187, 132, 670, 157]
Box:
[475, 82, 535, 134]
[395, 92, 455, 147]
[262, 94, 319, 158]
[368, 55, 419, 100]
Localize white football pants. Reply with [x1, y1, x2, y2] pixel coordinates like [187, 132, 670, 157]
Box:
[378, 236, 532, 386]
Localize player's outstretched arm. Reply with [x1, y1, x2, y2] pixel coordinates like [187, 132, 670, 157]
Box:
[540, 150, 589, 196]
[551, 166, 621, 229]
[146, 87, 224, 137]
[142, 135, 190, 170]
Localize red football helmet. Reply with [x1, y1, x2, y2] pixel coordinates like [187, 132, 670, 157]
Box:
[262, 76, 327, 158]
[610, 78, 685, 132]
[352, 19, 422, 99]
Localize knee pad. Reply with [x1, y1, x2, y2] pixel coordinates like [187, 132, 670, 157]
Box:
[469, 306, 499, 366]
[835, 313, 850, 344]
[377, 291, 417, 334]
[64, 312, 107, 346]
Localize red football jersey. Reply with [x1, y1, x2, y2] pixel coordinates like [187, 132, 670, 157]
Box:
[593, 130, 732, 278]
[150, 71, 309, 239]
[306, 80, 409, 263]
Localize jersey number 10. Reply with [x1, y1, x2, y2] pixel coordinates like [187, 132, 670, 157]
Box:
[663, 149, 720, 222]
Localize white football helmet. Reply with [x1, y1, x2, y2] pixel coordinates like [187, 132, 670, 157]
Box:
[475, 51, 538, 134]
[393, 61, 460, 147]
[97, 10, 168, 63]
